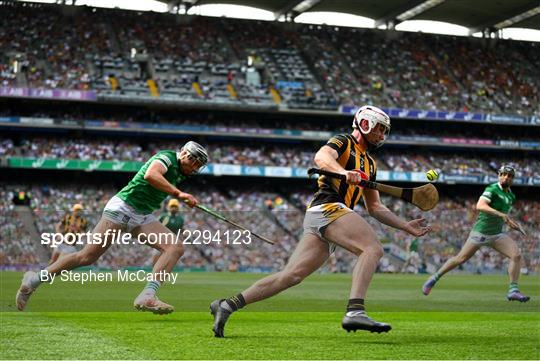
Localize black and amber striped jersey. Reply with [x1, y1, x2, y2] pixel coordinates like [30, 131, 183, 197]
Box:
[309, 133, 377, 210]
[59, 214, 88, 234]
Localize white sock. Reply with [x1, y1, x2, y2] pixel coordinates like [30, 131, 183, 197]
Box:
[29, 271, 43, 288]
[141, 280, 161, 297]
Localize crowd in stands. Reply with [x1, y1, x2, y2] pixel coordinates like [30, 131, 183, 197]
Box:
[1, 104, 539, 149]
[1, 184, 538, 276]
[1, 2, 538, 115]
[0, 191, 41, 266]
[2, 136, 538, 177]
[1, 2, 538, 277]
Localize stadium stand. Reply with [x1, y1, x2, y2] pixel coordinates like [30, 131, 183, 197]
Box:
[1, 1, 538, 115]
[1, 183, 538, 275]
[2, 136, 538, 176]
[0, 1, 538, 279]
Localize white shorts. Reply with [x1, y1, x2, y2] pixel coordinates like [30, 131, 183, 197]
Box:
[466, 230, 507, 246]
[57, 244, 77, 254]
[303, 202, 353, 253]
[102, 196, 158, 232]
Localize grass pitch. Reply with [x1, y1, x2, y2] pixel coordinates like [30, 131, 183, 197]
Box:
[1, 272, 538, 360]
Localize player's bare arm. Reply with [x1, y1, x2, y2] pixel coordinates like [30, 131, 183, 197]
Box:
[144, 160, 198, 207]
[314, 146, 364, 184]
[363, 188, 431, 237]
[476, 198, 520, 231]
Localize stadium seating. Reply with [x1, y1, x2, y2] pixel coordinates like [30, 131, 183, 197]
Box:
[0, 2, 537, 277]
[2, 137, 538, 177]
[1, 184, 538, 275]
[1, 2, 538, 115]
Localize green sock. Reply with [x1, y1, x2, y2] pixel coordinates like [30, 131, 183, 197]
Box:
[432, 272, 441, 282]
[142, 280, 161, 296]
[509, 282, 519, 293]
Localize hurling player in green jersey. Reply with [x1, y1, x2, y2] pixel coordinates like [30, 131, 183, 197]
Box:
[16, 141, 209, 313]
[423, 165, 530, 302]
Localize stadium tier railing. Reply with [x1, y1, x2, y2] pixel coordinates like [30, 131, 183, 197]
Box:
[4, 157, 540, 186]
[1, 116, 539, 151]
[1, 87, 539, 126]
[339, 105, 540, 126]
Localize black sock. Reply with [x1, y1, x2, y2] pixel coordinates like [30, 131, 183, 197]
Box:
[224, 293, 246, 311]
[347, 298, 365, 312]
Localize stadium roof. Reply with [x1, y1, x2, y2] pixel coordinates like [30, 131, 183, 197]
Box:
[172, 0, 540, 32]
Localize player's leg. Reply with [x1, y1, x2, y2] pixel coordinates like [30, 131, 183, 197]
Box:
[322, 212, 390, 333]
[210, 233, 330, 337]
[240, 233, 329, 303]
[54, 244, 78, 262]
[15, 218, 117, 311]
[46, 218, 117, 273]
[422, 234, 481, 296]
[491, 235, 530, 302]
[131, 221, 182, 314]
[48, 249, 60, 265]
[401, 254, 412, 273]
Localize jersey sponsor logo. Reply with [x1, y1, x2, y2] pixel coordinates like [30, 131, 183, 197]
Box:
[122, 215, 131, 224]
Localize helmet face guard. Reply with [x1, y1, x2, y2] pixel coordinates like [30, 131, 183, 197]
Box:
[352, 105, 391, 149]
[177, 141, 209, 174]
[498, 164, 516, 177]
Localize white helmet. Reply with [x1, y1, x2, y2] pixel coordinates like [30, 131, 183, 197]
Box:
[352, 105, 391, 148]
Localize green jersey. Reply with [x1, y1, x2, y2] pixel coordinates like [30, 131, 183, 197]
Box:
[116, 151, 187, 214]
[159, 212, 184, 234]
[410, 238, 419, 253]
[472, 182, 515, 235]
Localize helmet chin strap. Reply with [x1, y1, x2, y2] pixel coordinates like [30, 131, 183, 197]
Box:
[177, 152, 190, 175]
[358, 126, 382, 151]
